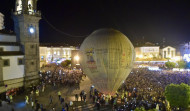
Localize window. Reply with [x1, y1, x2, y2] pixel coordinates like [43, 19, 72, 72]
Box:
[3, 59, 10, 67]
[171, 51, 174, 57]
[0, 47, 3, 52]
[41, 56, 44, 60]
[30, 45, 34, 48]
[18, 58, 24, 65]
[31, 62, 34, 65]
[168, 48, 170, 55]
[164, 51, 166, 58]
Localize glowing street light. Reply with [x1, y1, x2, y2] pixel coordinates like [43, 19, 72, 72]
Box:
[29, 27, 34, 34]
[74, 55, 80, 61]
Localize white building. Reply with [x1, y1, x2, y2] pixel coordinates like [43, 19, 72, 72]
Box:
[135, 46, 160, 59]
[180, 42, 190, 62]
[39, 46, 76, 67]
[161, 46, 176, 58]
[0, 31, 24, 93]
[0, 13, 4, 30]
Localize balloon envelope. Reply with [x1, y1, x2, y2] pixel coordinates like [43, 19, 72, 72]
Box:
[80, 29, 135, 95]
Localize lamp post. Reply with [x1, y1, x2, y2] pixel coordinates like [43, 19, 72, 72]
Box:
[74, 55, 80, 68]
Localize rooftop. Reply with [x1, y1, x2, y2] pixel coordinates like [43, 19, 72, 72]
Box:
[0, 30, 15, 35]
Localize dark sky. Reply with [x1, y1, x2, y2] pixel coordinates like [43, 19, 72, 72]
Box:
[0, 0, 190, 46]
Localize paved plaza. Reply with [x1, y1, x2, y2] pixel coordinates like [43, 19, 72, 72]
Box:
[0, 77, 112, 111]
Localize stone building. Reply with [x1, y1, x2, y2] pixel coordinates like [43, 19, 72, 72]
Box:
[0, 0, 41, 94]
[13, 0, 41, 87]
[0, 31, 24, 94]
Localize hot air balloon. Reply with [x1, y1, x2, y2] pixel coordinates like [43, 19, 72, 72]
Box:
[80, 28, 135, 95]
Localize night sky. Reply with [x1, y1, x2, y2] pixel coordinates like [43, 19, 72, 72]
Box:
[0, 0, 190, 46]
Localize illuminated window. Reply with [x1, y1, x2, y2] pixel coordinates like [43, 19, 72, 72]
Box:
[28, 0, 33, 14]
[3, 59, 10, 67]
[48, 51, 50, 55]
[57, 51, 60, 55]
[41, 56, 44, 60]
[171, 51, 174, 57]
[68, 51, 70, 56]
[18, 58, 24, 65]
[54, 51, 56, 54]
[164, 51, 166, 58]
[16, 0, 22, 12]
[168, 48, 170, 55]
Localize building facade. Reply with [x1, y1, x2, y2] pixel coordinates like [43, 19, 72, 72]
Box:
[13, 0, 41, 87]
[39, 46, 76, 67]
[135, 46, 160, 59]
[180, 42, 190, 62]
[0, 0, 40, 94]
[0, 31, 25, 93]
[161, 46, 176, 59]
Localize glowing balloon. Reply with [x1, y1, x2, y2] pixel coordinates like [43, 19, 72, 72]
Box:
[80, 29, 135, 95]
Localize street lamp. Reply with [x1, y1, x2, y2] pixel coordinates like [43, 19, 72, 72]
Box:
[29, 27, 35, 34]
[74, 55, 80, 61]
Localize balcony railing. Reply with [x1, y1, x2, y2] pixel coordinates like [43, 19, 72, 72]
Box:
[13, 10, 41, 17]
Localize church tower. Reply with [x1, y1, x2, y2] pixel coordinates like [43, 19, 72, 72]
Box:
[13, 0, 41, 87]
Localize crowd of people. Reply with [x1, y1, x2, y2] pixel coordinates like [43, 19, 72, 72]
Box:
[82, 68, 190, 111]
[40, 64, 85, 88]
[1, 62, 190, 111]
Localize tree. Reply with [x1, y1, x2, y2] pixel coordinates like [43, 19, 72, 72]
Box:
[61, 60, 71, 67]
[178, 61, 187, 68]
[135, 107, 146, 111]
[165, 61, 176, 69]
[135, 107, 156, 111]
[165, 83, 190, 109]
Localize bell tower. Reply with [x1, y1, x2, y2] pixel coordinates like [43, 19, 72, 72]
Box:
[13, 0, 41, 87]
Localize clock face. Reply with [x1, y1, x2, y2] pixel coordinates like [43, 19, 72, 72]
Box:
[29, 27, 35, 34]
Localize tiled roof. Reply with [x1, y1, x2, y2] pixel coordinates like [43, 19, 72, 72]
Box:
[0, 42, 20, 46]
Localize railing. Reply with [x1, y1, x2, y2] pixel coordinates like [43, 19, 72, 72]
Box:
[13, 10, 41, 17]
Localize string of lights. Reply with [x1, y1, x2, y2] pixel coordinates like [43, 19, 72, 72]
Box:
[41, 14, 89, 38]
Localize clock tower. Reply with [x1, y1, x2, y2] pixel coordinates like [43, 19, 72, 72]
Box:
[13, 0, 41, 87]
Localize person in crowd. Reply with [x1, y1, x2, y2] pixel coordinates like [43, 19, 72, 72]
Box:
[58, 91, 61, 100]
[49, 95, 53, 105]
[75, 94, 78, 101]
[25, 95, 29, 104]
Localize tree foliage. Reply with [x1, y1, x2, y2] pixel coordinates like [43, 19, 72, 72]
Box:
[135, 107, 156, 111]
[178, 61, 187, 68]
[165, 61, 176, 69]
[61, 60, 71, 67]
[135, 107, 146, 111]
[165, 83, 190, 108]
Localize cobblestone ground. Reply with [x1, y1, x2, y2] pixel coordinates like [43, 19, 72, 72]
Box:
[0, 76, 96, 111]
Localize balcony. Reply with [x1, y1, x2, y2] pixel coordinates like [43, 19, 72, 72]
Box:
[13, 10, 41, 17]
